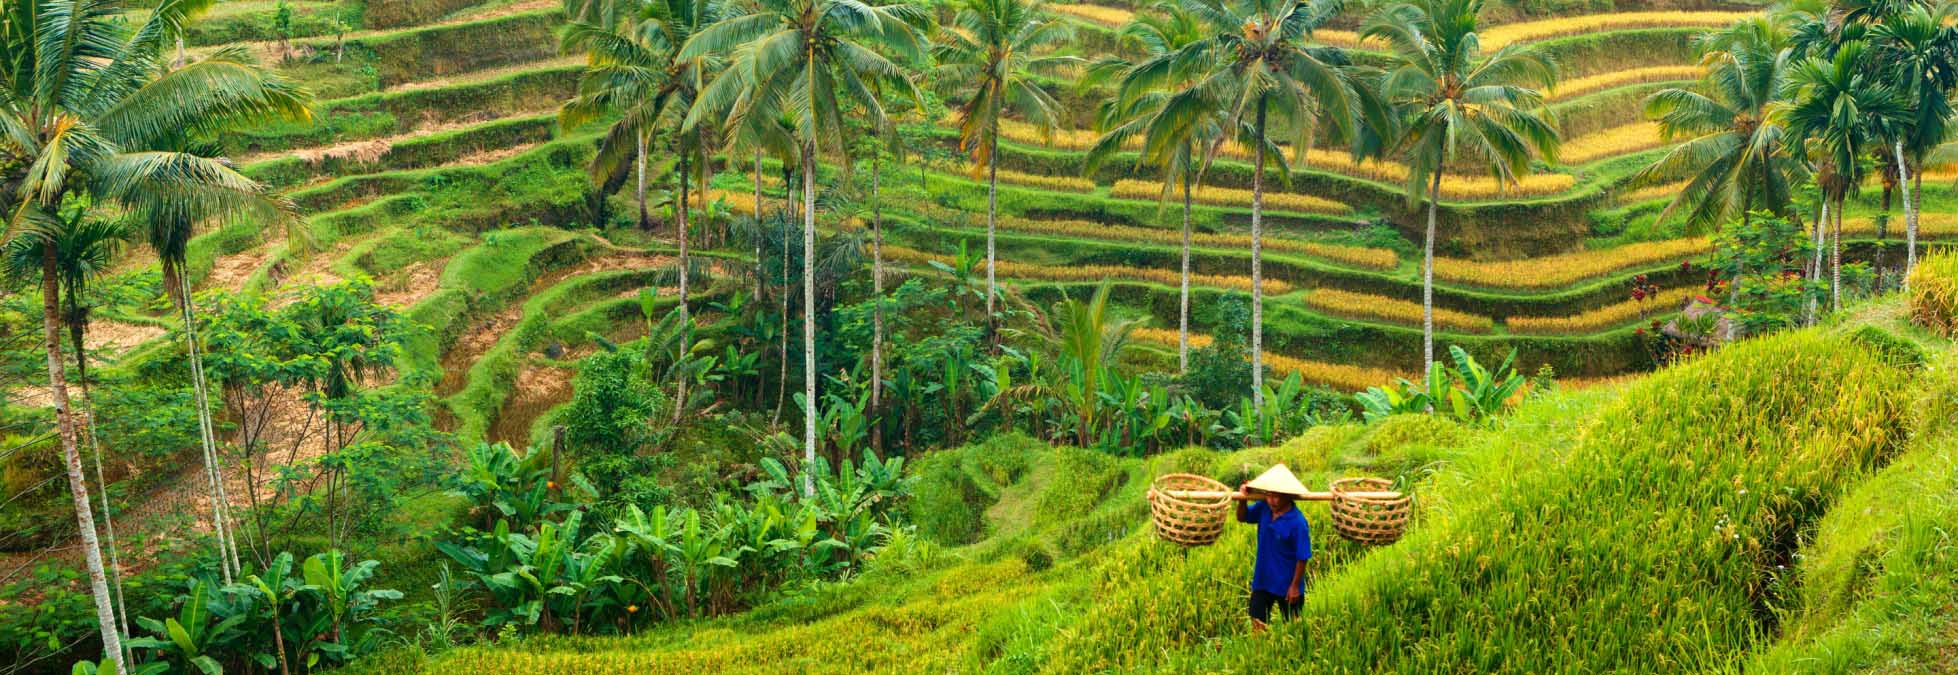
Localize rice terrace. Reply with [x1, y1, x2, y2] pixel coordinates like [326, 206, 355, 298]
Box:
[2, 0, 1958, 669]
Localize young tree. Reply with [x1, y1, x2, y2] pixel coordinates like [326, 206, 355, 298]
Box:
[0, 1, 308, 666]
[1362, 0, 1559, 373]
[933, 0, 1075, 333]
[682, 0, 924, 492]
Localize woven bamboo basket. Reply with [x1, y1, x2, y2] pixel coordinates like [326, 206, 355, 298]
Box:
[1329, 477, 1413, 545]
[1147, 473, 1233, 546]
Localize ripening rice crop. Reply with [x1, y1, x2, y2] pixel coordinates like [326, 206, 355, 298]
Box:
[1303, 288, 1495, 333]
[1477, 11, 1752, 50]
[1559, 121, 1668, 165]
[1047, 3, 1131, 26]
[1507, 286, 1699, 335]
[702, 188, 757, 215]
[998, 216, 1399, 270]
[1550, 65, 1700, 101]
[989, 167, 1097, 193]
[1617, 180, 1690, 205]
[1842, 212, 1958, 238]
[1431, 237, 1711, 289]
[997, 121, 1576, 199]
[1132, 328, 1410, 391]
[1110, 179, 1347, 215]
[1907, 250, 1958, 336]
[882, 245, 1292, 293]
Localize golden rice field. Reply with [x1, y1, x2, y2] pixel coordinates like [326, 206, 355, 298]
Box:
[1843, 212, 1958, 238]
[988, 167, 1098, 193]
[1550, 65, 1700, 101]
[703, 188, 757, 215]
[1432, 237, 1711, 289]
[1477, 11, 1751, 50]
[1508, 286, 1699, 335]
[1047, 2, 1130, 26]
[1560, 122, 1667, 165]
[1132, 328, 1411, 391]
[882, 245, 1293, 293]
[1110, 179, 1347, 215]
[993, 121, 1579, 199]
[1618, 180, 1690, 205]
[1304, 288, 1496, 333]
[996, 216, 1400, 270]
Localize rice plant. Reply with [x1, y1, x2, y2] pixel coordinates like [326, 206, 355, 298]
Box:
[884, 245, 1293, 293]
[1303, 288, 1496, 333]
[1109, 179, 1348, 215]
[1560, 121, 1667, 165]
[1432, 237, 1711, 288]
[1508, 286, 1698, 334]
[1550, 65, 1700, 100]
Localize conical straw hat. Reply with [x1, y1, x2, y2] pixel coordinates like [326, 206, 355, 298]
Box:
[1246, 464, 1311, 498]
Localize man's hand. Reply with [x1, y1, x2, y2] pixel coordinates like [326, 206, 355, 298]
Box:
[1238, 481, 1253, 499]
[1287, 583, 1301, 603]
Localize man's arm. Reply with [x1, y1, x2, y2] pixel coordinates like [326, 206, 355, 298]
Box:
[1235, 482, 1257, 523]
[1287, 560, 1307, 602]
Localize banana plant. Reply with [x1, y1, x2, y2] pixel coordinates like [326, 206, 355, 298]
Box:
[126, 581, 244, 675]
[302, 550, 401, 651]
[669, 509, 738, 617]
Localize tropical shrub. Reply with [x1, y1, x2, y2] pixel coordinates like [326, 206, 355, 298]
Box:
[1704, 213, 1823, 334]
[1356, 346, 1526, 424]
[122, 551, 400, 674]
[1907, 251, 1957, 336]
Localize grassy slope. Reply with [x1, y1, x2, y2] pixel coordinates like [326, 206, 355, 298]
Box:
[364, 295, 1957, 674]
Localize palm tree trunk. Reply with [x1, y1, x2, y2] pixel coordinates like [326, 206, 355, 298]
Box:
[985, 125, 1000, 341]
[39, 245, 124, 674]
[773, 174, 790, 428]
[672, 139, 691, 424]
[637, 130, 650, 230]
[176, 272, 240, 582]
[1807, 197, 1827, 325]
[67, 299, 131, 662]
[801, 143, 818, 497]
[1249, 98, 1267, 416]
[1831, 194, 1843, 312]
[871, 148, 885, 453]
[1898, 141, 1917, 288]
[755, 148, 765, 300]
[1424, 171, 1441, 373]
[1178, 162, 1192, 375]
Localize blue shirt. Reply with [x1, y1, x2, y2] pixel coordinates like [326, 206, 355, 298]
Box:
[1247, 501, 1312, 596]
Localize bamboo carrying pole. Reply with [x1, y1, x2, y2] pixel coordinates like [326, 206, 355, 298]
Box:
[1166, 489, 1403, 502]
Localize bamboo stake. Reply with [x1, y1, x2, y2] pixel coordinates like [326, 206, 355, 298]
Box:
[1166, 489, 1403, 502]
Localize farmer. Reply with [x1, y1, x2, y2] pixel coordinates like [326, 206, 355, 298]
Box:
[1236, 464, 1313, 631]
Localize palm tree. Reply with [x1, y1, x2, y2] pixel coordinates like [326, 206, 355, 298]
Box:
[1631, 16, 1802, 231]
[682, 0, 923, 492]
[1362, 0, 1559, 373]
[2, 214, 134, 661]
[1781, 40, 1907, 312]
[0, 0, 308, 666]
[1085, 1, 1212, 373]
[933, 0, 1075, 331]
[1871, 4, 1958, 284]
[562, 0, 726, 326]
[1169, 0, 1353, 411]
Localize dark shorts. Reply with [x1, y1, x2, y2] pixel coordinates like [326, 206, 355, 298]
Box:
[1248, 589, 1301, 623]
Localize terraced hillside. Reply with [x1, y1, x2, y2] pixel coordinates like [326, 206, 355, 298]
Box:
[81, 0, 1940, 410]
[381, 299, 1958, 673]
